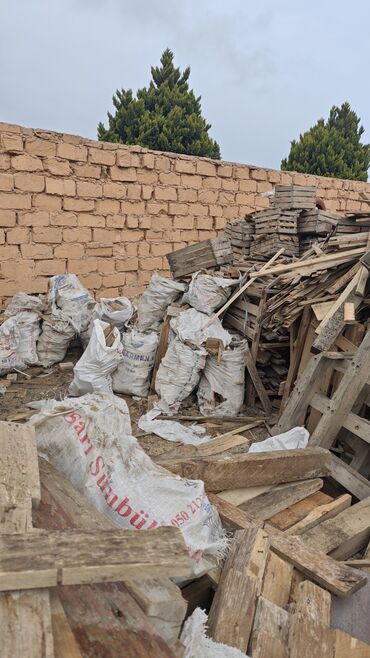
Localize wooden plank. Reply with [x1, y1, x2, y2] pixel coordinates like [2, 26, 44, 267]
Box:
[240, 479, 323, 520]
[313, 289, 363, 353]
[261, 551, 293, 607]
[0, 528, 191, 592]
[202, 248, 285, 330]
[274, 353, 328, 433]
[280, 307, 312, 408]
[334, 630, 370, 657]
[0, 420, 41, 510]
[311, 392, 370, 444]
[330, 455, 370, 500]
[206, 494, 366, 598]
[244, 344, 272, 414]
[268, 531, 366, 598]
[158, 447, 331, 492]
[249, 596, 289, 657]
[50, 590, 83, 658]
[301, 497, 370, 560]
[269, 491, 333, 531]
[310, 331, 370, 448]
[315, 270, 361, 336]
[285, 494, 352, 535]
[56, 582, 180, 658]
[158, 431, 253, 461]
[0, 589, 54, 658]
[207, 492, 264, 532]
[250, 632, 288, 658]
[249, 248, 365, 278]
[36, 457, 187, 638]
[0, 424, 53, 658]
[218, 485, 274, 506]
[207, 527, 269, 651]
[150, 316, 170, 393]
[288, 580, 334, 658]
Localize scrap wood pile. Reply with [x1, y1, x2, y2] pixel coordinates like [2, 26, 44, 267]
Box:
[1, 183, 370, 656]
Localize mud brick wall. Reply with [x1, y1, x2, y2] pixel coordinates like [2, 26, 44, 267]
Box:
[1, 121, 370, 301]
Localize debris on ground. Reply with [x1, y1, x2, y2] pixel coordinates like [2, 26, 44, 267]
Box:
[1, 184, 370, 657]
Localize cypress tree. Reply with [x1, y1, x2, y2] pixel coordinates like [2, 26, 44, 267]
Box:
[281, 102, 370, 181]
[98, 49, 220, 159]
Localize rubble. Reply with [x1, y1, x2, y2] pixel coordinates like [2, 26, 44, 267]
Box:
[1, 183, 370, 656]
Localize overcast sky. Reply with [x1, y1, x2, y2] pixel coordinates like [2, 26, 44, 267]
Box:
[1, 0, 369, 169]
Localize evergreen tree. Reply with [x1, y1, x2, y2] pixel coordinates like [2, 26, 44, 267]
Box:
[98, 49, 220, 159]
[281, 102, 370, 181]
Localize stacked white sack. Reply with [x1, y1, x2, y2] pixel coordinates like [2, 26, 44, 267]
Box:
[137, 272, 186, 332]
[198, 337, 248, 416]
[0, 293, 43, 374]
[37, 274, 95, 367]
[112, 328, 159, 398]
[81, 296, 133, 348]
[182, 271, 241, 315]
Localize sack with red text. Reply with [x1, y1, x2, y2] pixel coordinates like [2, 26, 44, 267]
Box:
[30, 393, 227, 574]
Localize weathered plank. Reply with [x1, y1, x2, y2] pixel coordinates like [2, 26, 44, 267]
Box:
[249, 597, 289, 658]
[244, 344, 272, 414]
[0, 423, 53, 658]
[0, 528, 192, 591]
[334, 630, 370, 657]
[58, 582, 179, 658]
[207, 492, 263, 532]
[50, 590, 83, 658]
[269, 532, 366, 598]
[206, 494, 366, 598]
[250, 632, 289, 658]
[0, 589, 54, 658]
[207, 527, 269, 651]
[274, 353, 328, 433]
[310, 330, 370, 448]
[240, 479, 323, 520]
[301, 497, 370, 559]
[261, 552, 294, 607]
[330, 455, 370, 500]
[269, 491, 334, 531]
[288, 580, 334, 658]
[158, 448, 331, 491]
[0, 420, 41, 511]
[286, 494, 352, 535]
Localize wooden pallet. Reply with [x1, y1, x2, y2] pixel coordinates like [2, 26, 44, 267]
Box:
[166, 236, 233, 278]
[275, 333, 370, 496]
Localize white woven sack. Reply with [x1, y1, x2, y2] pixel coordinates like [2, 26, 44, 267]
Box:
[30, 393, 227, 574]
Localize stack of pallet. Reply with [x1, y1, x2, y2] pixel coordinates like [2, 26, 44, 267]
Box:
[250, 208, 300, 258]
[274, 184, 316, 210]
[224, 217, 254, 262]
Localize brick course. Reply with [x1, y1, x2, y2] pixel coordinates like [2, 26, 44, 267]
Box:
[1, 121, 370, 303]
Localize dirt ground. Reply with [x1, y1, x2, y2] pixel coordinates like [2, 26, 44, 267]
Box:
[0, 346, 271, 458]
